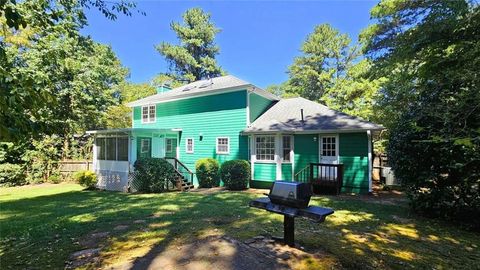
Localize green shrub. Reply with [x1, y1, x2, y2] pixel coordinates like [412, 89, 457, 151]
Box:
[133, 158, 177, 193]
[195, 158, 220, 188]
[48, 172, 62, 184]
[73, 170, 97, 189]
[0, 163, 26, 187]
[220, 160, 250, 190]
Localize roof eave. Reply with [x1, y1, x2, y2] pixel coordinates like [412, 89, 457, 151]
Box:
[241, 127, 385, 135]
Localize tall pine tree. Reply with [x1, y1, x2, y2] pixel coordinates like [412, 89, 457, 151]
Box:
[156, 8, 225, 82]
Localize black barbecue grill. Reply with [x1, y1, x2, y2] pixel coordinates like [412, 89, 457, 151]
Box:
[249, 181, 334, 247]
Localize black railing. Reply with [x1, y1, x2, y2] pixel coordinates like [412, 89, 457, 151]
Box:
[294, 163, 344, 195]
[165, 157, 194, 186]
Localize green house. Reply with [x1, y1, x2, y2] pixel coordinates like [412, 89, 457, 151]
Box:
[87, 75, 383, 193]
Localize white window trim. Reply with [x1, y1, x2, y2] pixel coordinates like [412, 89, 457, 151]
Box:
[216, 137, 230, 155]
[281, 135, 293, 163]
[185, 138, 194, 154]
[319, 134, 339, 162]
[141, 104, 156, 124]
[140, 138, 150, 154]
[254, 135, 276, 163]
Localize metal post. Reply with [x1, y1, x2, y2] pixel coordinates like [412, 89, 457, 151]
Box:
[284, 215, 295, 247]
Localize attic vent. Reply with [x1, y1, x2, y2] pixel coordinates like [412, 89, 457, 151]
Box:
[198, 79, 213, 88]
[182, 85, 196, 92]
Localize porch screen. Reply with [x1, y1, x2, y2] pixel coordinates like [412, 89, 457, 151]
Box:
[117, 137, 128, 161]
[96, 138, 106, 160]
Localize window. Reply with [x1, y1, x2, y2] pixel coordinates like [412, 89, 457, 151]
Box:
[216, 137, 229, 154]
[186, 138, 194, 153]
[322, 136, 336, 157]
[282, 135, 292, 162]
[96, 138, 106, 160]
[141, 139, 150, 154]
[255, 136, 275, 161]
[141, 105, 156, 123]
[106, 138, 116, 160]
[166, 139, 173, 153]
[117, 137, 129, 161]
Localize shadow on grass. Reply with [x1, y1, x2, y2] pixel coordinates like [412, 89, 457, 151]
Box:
[1, 188, 479, 270]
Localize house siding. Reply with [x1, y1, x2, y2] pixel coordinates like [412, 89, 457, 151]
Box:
[253, 163, 276, 181]
[294, 134, 319, 174]
[339, 132, 369, 193]
[133, 90, 249, 185]
[249, 93, 274, 123]
[281, 163, 292, 180]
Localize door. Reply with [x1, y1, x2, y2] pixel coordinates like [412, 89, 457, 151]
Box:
[319, 135, 338, 179]
[165, 138, 177, 158]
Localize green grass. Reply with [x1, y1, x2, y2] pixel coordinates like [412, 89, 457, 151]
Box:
[1, 184, 479, 269]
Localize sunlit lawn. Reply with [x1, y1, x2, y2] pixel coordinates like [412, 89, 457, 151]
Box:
[1, 184, 479, 269]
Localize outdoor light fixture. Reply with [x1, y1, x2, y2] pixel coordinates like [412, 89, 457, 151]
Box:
[313, 136, 317, 142]
[199, 133, 203, 141]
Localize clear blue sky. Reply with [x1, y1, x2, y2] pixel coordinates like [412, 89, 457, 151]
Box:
[82, 1, 377, 89]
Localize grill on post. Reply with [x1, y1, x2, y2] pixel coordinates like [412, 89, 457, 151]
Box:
[250, 181, 334, 247]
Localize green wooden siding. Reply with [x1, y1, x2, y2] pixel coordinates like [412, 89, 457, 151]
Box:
[281, 163, 292, 180]
[294, 134, 319, 174]
[253, 163, 276, 181]
[133, 90, 249, 176]
[339, 132, 369, 193]
[249, 93, 273, 122]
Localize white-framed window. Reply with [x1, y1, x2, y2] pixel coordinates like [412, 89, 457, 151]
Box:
[321, 136, 337, 157]
[141, 139, 150, 154]
[141, 105, 156, 123]
[255, 135, 275, 161]
[186, 138, 194, 153]
[166, 139, 173, 153]
[282, 135, 292, 162]
[216, 137, 230, 154]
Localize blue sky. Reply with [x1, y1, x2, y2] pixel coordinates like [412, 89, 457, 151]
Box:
[82, 1, 377, 88]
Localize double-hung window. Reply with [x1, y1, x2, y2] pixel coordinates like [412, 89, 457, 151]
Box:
[141, 139, 150, 154]
[255, 136, 275, 161]
[282, 135, 292, 162]
[216, 137, 229, 154]
[141, 105, 156, 123]
[186, 138, 194, 153]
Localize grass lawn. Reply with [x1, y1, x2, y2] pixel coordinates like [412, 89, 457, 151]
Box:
[1, 184, 479, 269]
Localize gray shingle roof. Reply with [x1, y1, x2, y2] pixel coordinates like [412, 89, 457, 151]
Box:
[127, 75, 277, 107]
[243, 97, 384, 133]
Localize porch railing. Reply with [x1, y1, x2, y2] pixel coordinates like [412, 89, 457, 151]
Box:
[165, 157, 194, 184]
[294, 163, 344, 195]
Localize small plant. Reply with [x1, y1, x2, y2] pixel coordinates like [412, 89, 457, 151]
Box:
[195, 158, 220, 188]
[48, 172, 62, 184]
[73, 170, 97, 189]
[133, 158, 177, 193]
[220, 160, 250, 190]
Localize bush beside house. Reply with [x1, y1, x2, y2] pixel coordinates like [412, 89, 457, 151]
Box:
[133, 158, 177, 193]
[73, 170, 97, 189]
[220, 160, 250, 190]
[195, 158, 220, 188]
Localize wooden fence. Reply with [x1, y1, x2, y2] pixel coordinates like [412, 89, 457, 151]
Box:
[59, 160, 93, 173]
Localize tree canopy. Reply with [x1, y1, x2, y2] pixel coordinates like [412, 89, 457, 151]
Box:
[363, 0, 480, 228]
[0, 0, 135, 141]
[156, 7, 225, 83]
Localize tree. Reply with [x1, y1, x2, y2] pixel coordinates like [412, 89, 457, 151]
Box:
[104, 82, 157, 128]
[156, 8, 224, 83]
[0, 0, 137, 141]
[286, 24, 358, 101]
[363, 0, 480, 228]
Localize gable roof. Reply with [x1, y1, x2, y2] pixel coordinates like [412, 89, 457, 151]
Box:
[127, 75, 278, 107]
[243, 97, 384, 133]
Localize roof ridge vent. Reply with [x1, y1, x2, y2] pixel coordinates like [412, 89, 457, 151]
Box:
[182, 85, 196, 92]
[198, 78, 214, 88]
